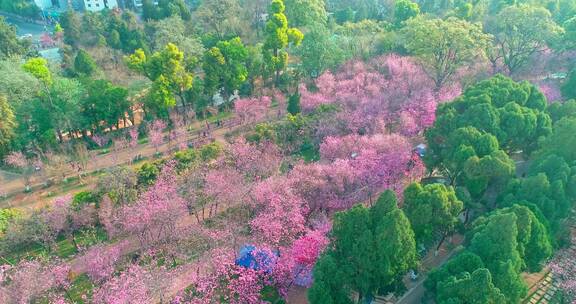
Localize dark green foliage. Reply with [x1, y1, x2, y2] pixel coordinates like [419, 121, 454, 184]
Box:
[309, 191, 417, 302]
[425, 251, 485, 294]
[426, 75, 551, 160]
[561, 68, 576, 99]
[0, 17, 30, 59]
[72, 191, 100, 209]
[403, 183, 463, 244]
[203, 37, 249, 97]
[547, 100, 576, 122]
[137, 162, 161, 187]
[468, 212, 527, 302]
[538, 117, 576, 162]
[60, 10, 82, 47]
[394, 0, 420, 27]
[74, 49, 98, 77]
[436, 268, 506, 304]
[143, 0, 191, 21]
[287, 91, 301, 115]
[0, 0, 39, 17]
[81, 79, 131, 132]
[308, 253, 353, 304]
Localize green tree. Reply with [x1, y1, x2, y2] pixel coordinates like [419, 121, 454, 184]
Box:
[0, 95, 16, 157]
[425, 251, 486, 295]
[194, 0, 243, 39]
[287, 91, 301, 115]
[150, 16, 205, 60]
[310, 191, 417, 302]
[394, 0, 420, 27]
[127, 43, 193, 111]
[469, 212, 527, 303]
[22, 57, 52, 86]
[403, 183, 463, 246]
[296, 24, 347, 78]
[538, 117, 576, 162]
[202, 37, 249, 97]
[0, 58, 41, 104]
[425, 75, 550, 179]
[0, 17, 29, 59]
[308, 253, 353, 304]
[486, 5, 563, 74]
[81, 79, 131, 132]
[74, 49, 97, 77]
[402, 16, 491, 89]
[437, 268, 506, 304]
[561, 68, 576, 100]
[60, 10, 82, 47]
[284, 0, 328, 27]
[262, 0, 304, 85]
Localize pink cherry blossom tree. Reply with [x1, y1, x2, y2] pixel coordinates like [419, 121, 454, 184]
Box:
[204, 167, 248, 216]
[228, 138, 282, 180]
[170, 113, 189, 151]
[128, 128, 139, 149]
[117, 162, 188, 247]
[148, 120, 167, 154]
[92, 264, 153, 304]
[250, 177, 307, 246]
[91, 134, 109, 148]
[82, 240, 129, 282]
[234, 96, 271, 125]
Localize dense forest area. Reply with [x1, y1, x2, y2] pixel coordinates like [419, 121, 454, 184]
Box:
[0, 0, 575, 303]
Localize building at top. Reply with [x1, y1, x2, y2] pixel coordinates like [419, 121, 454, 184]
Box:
[83, 0, 118, 12]
[34, 0, 53, 9]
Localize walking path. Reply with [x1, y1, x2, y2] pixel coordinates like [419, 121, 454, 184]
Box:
[0, 117, 247, 208]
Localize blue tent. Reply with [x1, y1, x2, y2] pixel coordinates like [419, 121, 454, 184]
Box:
[235, 245, 278, 273]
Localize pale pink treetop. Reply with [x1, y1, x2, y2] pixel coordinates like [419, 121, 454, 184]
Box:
[148, 119, 167, 151]
[128, 128, 139, 149]
[92, 264, 153, 304]
[82, 240, 129, 282]
[91, 134, 109, 148]
[234, 96, 271, 124]
[250, 177, 307, 246]
[4, 151, 27, 168]
[228, 138, 282, 179]
[118, 161, 187, 246]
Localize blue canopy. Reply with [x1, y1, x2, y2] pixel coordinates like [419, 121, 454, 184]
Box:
[235, 245, 278, 273]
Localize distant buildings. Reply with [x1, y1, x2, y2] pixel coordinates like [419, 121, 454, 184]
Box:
[33, 0, 53, 10]
[133, 0, 158, 8]
[32, 0, 119, 12]
[83, 0, 118, 12]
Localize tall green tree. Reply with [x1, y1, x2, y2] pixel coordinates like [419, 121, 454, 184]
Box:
[284, 0, 328, 27]
[0, 17, 29, 59]
[60, 10, 82, 47]
[0, 95, 15, 157]
[425, 76, 550, 184]
[202, 37, 249, 97]
[485, 5, 563, 74]
[262, 0, 304, 85]
[468, 212, 527, 303]
[561, 68, 576, 100]
[403, 183, 463, 246]
[402, 16, 491, 89]
[394, 0, 420, 27]
[296, 24, 347, 78]
[127, 43, 193, 112]
[437, 268, 506, 304]
[74, 49, 97, 77]
[309, 191, 418, 302]
[81, 79, 131, 132]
